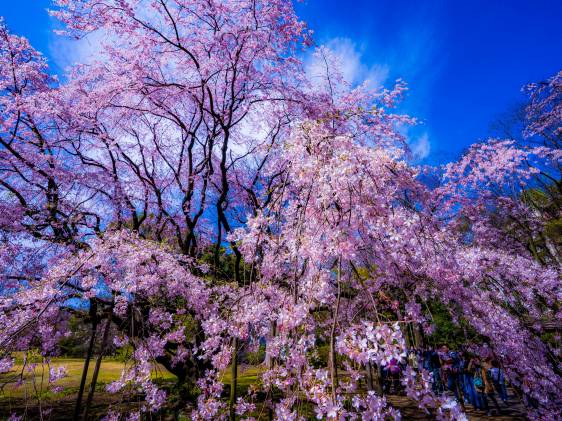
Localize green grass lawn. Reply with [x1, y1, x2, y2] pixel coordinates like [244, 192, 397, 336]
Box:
[221, 365, 264, 395]
[0, 357, 263, 401]
[0, 357, 176, 399]
[0, 357, 266, 419]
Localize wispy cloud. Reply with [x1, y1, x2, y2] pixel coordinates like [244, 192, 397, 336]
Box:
[410, 132, 431, 160]
[46, 5, 439, 161]
[313, 16, 441, 159]
[305, 37, 390, 89]
[48, 29, 103, 72]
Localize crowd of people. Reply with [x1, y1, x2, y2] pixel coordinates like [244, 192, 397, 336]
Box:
[383, 345, 512, 416]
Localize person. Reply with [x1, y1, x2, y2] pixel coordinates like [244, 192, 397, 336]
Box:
[482, 357, 502, 416]
[429, 349, 443, 394]
[466, 356, 484, 410]
[422, 348, 432, 371]
[470, 357, 488, 411]
[387, 357, 401, 393]
[457, 351, 472, 406]
[416, 349, 424, 371]
[440, 345, 465, 408]
[489, 359, 508, 403]
[408, 349, 419, 371]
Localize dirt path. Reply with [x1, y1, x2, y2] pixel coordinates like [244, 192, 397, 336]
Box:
[387, 392, 526, 420]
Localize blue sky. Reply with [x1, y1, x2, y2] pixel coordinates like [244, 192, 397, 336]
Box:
[1, 0, 561, 163]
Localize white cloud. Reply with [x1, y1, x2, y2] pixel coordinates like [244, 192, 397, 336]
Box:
[305, 37, 389, 89]
[48, 30, 105, 72]
[410, 132, 431, 160]
[304, 35, 435, 161]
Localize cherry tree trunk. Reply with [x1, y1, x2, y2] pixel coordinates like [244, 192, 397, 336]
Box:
[366, 362, 374, 391]
[82, 318, 111, 420]
[229, 338, 239, 420]
[73, 305, 98, 421]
